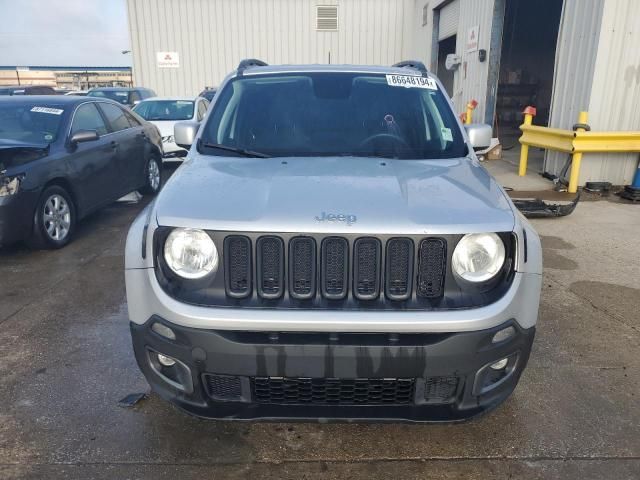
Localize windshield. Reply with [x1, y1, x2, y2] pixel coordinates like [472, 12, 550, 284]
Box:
[133, 100, 194, 121]
[0, 103, 65, 143]
[87, 90, 130, 104]
[200, 72, 466, 159]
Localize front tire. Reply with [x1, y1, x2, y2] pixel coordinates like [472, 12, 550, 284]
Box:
[29, 185, 76, 249]
[140, 156, 162, 195]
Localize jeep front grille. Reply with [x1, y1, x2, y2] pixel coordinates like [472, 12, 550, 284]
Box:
[223, 234, 448, 303]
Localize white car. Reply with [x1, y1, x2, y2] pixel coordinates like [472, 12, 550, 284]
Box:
[133, 96, 209, 160]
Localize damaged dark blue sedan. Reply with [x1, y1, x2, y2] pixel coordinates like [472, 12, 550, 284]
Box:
[0, 96, 163, 248]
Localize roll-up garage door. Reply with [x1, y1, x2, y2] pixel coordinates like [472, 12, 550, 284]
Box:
[438, 1, 459, 40]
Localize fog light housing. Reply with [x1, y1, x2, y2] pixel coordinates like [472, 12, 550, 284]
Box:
[157, 353, 176, 367]
[152, 322, 176, 340]
[490, 357, 509, 370]
[492, 326, 515, 343]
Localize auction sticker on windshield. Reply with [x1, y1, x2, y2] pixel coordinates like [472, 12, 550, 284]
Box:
[30, 106, 64, 115]
[386, 74, 437, 90]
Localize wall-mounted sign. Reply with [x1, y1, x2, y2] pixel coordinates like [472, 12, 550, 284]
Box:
[466, 25, 479, 53]
[156, 51, 179, 68]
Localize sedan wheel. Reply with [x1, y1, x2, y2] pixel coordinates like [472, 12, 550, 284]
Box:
[43, 194, 72, 241]
[29, 185, 76, 249]
[140, 156, 162, 195]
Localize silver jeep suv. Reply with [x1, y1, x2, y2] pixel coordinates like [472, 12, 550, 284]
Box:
[125, 59, 542, 422]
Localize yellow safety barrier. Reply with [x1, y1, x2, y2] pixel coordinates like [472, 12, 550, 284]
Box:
[518, 108, 640, 193]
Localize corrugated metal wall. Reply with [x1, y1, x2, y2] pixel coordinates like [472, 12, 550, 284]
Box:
[411, 0, 495, 121]
[545, 0, 604, 179]
[582, 0, 640, 185]
[450, 0, 494, 122]
[126, 0, 415, 96]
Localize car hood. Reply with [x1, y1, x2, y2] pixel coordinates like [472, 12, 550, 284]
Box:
[0, 141, 49, 172]
[155, 155, 515, 234]
[147, 120, 179, 137]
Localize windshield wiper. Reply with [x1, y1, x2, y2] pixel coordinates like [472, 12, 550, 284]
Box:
[200, 141, 270, 158]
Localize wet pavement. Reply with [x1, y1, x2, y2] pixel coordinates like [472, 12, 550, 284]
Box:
[1, 175, 639, 479]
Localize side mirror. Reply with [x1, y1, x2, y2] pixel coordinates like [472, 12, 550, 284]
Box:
[174, 121, 200, 149]
[464, 124, 492, 150]
[69, 129, 99, 146]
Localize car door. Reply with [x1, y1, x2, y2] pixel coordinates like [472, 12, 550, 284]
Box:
[65, 102, 119, 212]
[97, 102, 146, 194]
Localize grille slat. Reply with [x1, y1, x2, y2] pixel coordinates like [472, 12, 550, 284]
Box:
[353, 238, 381, 300]
[252, 377, 415, 405]
[224, 236, 252, 298]
[417, 238, 447, 298]
[321, 237, 349, 300]
[289, 237, 316, 300]
[257, 236, 284, 299]
[385, 238, 414, 301]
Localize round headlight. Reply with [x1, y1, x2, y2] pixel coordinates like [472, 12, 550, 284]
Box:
[163, 228, 218, 279]
[452, 233, 505, 283]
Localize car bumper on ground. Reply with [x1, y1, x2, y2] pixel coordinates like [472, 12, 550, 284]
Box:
[0, 190, 38, 247]
[130, 316, 535, 422]
[161, 141, 187, 160]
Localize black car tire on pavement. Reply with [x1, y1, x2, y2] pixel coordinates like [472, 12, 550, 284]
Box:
[29, 185, 77, 249]
[140, 156, 162, 195]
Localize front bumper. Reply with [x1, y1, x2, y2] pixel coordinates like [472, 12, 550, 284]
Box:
[0, 190, 38, 247]
[131, 317, 535, 422]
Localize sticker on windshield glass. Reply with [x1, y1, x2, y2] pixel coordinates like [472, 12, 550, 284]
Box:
[441, 127, 453, 142]
[30, 106, 63, 115]
[386, 74, 437, 90]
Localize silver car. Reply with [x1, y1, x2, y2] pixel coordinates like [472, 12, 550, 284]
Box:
[124, 59, 542, 422]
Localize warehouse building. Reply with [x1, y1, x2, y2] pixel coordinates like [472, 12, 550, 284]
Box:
[127, 0, 640, 186]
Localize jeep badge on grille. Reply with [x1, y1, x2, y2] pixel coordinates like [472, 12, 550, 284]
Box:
[315, 212, 357, 226]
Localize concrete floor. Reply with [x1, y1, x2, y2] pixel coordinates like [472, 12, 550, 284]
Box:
[1, 169, 639, 479]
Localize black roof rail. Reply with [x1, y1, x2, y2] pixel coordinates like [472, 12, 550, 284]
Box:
[392, 60, 429, 75]
[237, 58, 268, 75]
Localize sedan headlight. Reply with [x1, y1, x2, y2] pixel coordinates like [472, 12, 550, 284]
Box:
[163, 228, 218, 279]
[452, 233, 505, 283]
[0, 176, 21, 197]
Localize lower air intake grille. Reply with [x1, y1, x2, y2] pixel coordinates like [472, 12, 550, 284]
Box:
[257, 236, 284, 299]
[252, 377, 416, 405]
[289, 237, 316, 299]
[424, 376, 459, 404]
[385, 238, 414, 301]
[203, 374, 242, 401]
[417, 238, 446, 298]
[321, 237, 348, 299]
[224, 236, 251, 298]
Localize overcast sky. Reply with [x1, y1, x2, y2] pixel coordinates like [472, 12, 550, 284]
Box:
[0, 0, 131, 67]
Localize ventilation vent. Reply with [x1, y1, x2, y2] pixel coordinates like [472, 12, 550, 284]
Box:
[316, 5, 338, 31]
[417, 238, 446, 298]
[257, 236, 284, 299]
[385, 238, 414, 301]
[353, 238, 381, 300]
[321, 237, 348, 300]
[224, 236, 252, 299]
[289, 237, 316, 300]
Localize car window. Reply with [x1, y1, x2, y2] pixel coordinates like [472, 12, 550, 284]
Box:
[130, 91, 142, 104]
[71, 103, 108, 136]
[98, 102, 131, 132]
[202, 72, 466, 159]
[0, 102, 66, 143]
[125, 110, 142, 127]
[132, 100, 194, 121]
[197, 101, 207, 121]
[87, 90, 130, 105]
